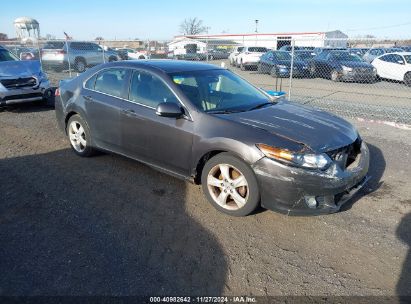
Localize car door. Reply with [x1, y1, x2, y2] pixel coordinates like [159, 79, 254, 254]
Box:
[391, 54, 408, 81]
[89, 43, 104, 65]
[120, 69, 194, 177]
[83, 68, 131, 152]
[372, 55, 390, 78]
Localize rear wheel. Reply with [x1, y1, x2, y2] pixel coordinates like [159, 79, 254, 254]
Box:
[67, 114, 95, 157]
[240, 61, 246, 71]
[404, 72, 411, 87]
[74, 58, 86, 73]
[201, 153, 260, 216]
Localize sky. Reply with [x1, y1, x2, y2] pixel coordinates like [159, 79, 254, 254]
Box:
[1, 0, 410, 41]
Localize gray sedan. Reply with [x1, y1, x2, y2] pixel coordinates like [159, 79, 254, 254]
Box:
[55, 60, 369, 216]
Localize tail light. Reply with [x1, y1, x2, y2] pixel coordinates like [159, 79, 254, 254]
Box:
[57, 50, 66, 54]
[55, 88, 60, 97]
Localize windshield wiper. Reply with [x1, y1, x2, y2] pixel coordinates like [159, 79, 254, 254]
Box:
[247, 102, 274, 111]
[206, 109, 244, 114]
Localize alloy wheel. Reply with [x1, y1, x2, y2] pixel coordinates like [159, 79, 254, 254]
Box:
[68, 120, 87, 152]
[207, 163, 249, 210]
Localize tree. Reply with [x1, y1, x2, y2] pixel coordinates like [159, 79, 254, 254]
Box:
[0, 33, 8, 40]
[179, 18, 207, 35]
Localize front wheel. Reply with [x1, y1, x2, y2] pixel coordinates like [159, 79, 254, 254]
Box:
[331, 69, 341, 82]
[67, 114, 95, 157]
[404, 72, 411, 87]
[201, 153, 260, 216]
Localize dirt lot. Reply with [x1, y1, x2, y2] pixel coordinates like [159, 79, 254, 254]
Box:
[0, 95, 410, 297]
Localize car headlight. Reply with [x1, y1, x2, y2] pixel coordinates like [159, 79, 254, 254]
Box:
[257, 144, 332, 170]
[342, 65, 353, 72]
[277, 64, 287, 69]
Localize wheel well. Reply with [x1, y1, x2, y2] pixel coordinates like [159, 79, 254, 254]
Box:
[194, 150, 226, 184]
[65, 111, 78, 131]
[75, 57, 86, 64]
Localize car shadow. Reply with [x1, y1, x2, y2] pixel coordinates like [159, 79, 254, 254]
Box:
[0, 100, 55, 113]
[396, 212, 411, 300]
[340, 143, 385, 212]
[0, 149, 227, 295]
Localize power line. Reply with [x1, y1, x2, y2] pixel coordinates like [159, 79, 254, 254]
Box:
[346, 22, 411, 32]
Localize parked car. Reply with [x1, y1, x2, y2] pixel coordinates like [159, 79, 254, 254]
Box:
[362, 47, 403, 63]
[279, 46, 315, 52]
[398, 46, 411, 52]
[41, 41, 120, 72]
[0, 45, 52, 106]
[348, 48, 369, 57]
[372, 52, 411, 86]
[207, 49, 229, 60]
[310, 50, 377, 82]
[258, 51, 310, 77]
[55, 60, 369, 216]
[7, 46, 40, 60]
[228, 46, 244, 66]
[116, 48, 148, 60]
[174, 52, 206, 61]
[235, 46, 268, 70]
[313, 47, 347, 55]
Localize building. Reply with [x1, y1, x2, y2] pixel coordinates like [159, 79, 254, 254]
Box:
[170, 30, 348, 52]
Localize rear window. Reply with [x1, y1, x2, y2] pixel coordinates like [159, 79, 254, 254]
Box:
[43, 41, 65, 49]
[248, 47, 267, 53]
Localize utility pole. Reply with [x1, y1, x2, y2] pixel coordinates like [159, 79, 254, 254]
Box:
[255, 19, 259, 45]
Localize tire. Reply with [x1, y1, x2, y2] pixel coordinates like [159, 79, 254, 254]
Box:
[74, 58, 86, 73]
[309, 64, 316, 77]
[201, 153, 260, 216]
[270, 66, 278, 78]
[66, 114, 95, 157]
[209, 55, 214, 61]
[41, 88, 55, 107]
[138, 55, 145, 60]
[404, 72, 411, 87]
[108, 56, 117, 62]
[330, 69, 341, 82]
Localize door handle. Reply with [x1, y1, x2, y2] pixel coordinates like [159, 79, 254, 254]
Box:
[84, 95, 93, 102]
[122, 109, 137, 116]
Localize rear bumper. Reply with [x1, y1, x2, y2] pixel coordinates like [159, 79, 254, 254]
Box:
[252, 142, 370, 215]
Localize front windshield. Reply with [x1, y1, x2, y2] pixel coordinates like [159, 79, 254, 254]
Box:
[170, 69, 272, 113]
[274, 51, 292, 61]
[404, 55, 411, 64]
[0, 49, 18, 62]
[331, 52, 362, 62]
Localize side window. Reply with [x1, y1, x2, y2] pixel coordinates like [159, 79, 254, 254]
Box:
[84, 74, 97, 89]
[384, 55, 396, 63]
[129, 71, 178, 108]
[94, 68, 130, 98]
[393, 54, 404, 64]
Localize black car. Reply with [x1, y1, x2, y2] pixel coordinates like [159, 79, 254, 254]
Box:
[279, 46, 315, 52]
[310, 50, 377, 82]
[258, 51, 310, 78]
[349, 48, 369, 57]
[207, 49, 229, 60]
[175, 52, 206, 61]
[55, 60, 369, 216]
[312, 47, 347, 56]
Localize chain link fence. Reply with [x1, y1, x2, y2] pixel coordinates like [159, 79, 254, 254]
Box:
[1, 36, 411, 124]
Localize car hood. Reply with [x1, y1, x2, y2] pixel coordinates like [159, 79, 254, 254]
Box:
[0, 60, 42, 78]
[277, 60, 307, 68]
[337, 61, 373, 69]
[223, 101, 358, 153]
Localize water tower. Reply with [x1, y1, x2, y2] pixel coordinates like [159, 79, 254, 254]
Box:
[14, 17, 40, 42]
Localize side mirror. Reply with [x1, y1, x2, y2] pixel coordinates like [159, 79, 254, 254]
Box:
[156, 102, 184, 118]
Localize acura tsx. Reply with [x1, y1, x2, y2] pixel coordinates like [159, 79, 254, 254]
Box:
[55, 60, 369, 216]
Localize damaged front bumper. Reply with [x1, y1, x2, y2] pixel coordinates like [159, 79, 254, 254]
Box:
[252, 142, 370, 215]
[0, 78, 51, 105]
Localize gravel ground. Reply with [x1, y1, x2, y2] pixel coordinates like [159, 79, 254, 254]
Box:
[0, 100, 410, 297]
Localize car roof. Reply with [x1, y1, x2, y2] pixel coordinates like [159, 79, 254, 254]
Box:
[111, 59, 225, 73]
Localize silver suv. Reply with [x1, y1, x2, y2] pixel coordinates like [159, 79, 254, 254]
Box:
[41, 41, 120, 72]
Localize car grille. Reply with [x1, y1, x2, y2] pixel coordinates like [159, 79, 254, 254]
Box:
[326, 137, 362, 169]
[0, 77, 37, 89]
